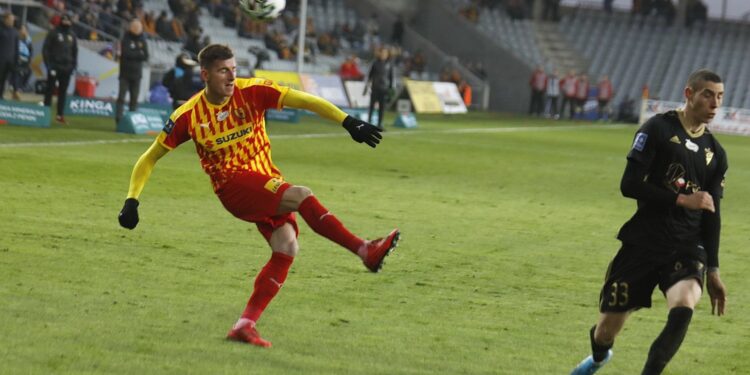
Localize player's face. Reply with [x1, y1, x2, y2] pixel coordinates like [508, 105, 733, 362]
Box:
[686, 81, 724, 124]
[203, 57, 237, 101]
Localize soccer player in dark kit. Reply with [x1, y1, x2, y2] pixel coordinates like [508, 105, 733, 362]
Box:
[118, 44, 399, 347]
[570, 69, 728, 375]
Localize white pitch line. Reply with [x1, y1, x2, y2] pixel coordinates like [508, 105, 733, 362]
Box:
[0, 124, 629, 148]
[0, 138, 152, 148]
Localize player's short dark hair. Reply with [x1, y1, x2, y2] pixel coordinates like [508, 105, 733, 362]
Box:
[686, 69, 722, 90]
[198, 44, 234, 69]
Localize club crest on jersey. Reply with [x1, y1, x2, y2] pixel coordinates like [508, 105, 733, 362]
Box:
[705, 148, 714, 165]
[163, 119, 175, 134]
[685, 139, 699, 152]
[217, 111, 229, 121]
[264, 178, 285, 193]
[234, 108, 247, 120]
[632, 132, 647, 152]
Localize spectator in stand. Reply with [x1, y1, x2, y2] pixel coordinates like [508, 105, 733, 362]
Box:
[460, 3, 479, 23]
[170, 16, 186, 42]
[542, 0, 561, 21]
[183, 4, 202, 37]
[71, 13, 89, 40]
[546, 69, 560, 119]
[339, 55, 364, 81]
[11, 24, 32, 100]
[141, 11, 157, 37]
[363, 47, 393, 131]
[156, 11, 173, 40]
[116, 0, 142, 20]
[42, 14, 77, 124]
[364, 13, 380, 51]
[458, 79, 472, 108]
[184, 28, 206, 58]
[391, 16, 404, 45]
[656, 0, 676, 26]
[222, 2, 238, 28]
[162, 53, 199, 109]
[48, 1, 66, 27]
[0, 11, 18, 100]
[604, 0, 614, 14]
[317, 32, 339, 56]
[239, 14, 268, 39]
[597, 75, 614, 120]
[506, 0, 526, 20]
[686, 0, 707, 28]
[411, 50, 426, 75]
[115, 19, 149, 126]
[99, 4, 119, 37]
[560, 70, 578, 119]
[574, 74, 590, 119]
[168, 0, 184, 18]
[529, 66, 547, 116]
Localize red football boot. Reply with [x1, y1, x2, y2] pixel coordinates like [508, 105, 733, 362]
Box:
[226, 324, 272, 348]
[362, 229, 400, 273]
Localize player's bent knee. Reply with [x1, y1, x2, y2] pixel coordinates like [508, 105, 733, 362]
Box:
[286, 186, 313, 203]
[271, 236, 299, 256]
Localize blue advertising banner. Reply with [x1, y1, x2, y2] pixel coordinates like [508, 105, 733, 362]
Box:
[65, 97, 115, 117]
[266, 108, 300, 123]
[0, 100, 51, 128]
[139, 103, 173, 123]
[117, 111, 166, 135]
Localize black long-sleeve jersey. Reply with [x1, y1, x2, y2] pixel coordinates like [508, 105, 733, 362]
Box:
[617, 110, 727, 268]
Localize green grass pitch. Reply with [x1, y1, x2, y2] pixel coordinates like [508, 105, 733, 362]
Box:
[1, 112, 748, 374]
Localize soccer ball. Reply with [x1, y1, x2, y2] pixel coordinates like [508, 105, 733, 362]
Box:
[239, 0, 286, 21]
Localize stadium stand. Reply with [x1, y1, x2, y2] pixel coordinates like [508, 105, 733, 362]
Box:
[446, 0, 547, 70]
[558, 7, 750, 109]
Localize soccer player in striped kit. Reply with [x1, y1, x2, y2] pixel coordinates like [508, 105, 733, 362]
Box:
[118, 44, 400, 347]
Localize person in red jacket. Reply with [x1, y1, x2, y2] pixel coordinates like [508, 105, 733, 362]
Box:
[598, 75, 614, 120]
[574, 74, 590, 119]
[560, 70, 578, 119]
[339, 54, 364, 81]
[528, 66, 547, 116]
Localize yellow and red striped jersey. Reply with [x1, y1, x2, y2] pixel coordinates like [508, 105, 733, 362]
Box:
[158, 78, 289, 191]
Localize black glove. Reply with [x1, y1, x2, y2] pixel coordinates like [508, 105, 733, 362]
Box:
[118, 198, 140, 229]
[342, 115, 382, 148]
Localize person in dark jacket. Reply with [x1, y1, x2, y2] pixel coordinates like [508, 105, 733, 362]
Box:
[115, 19, 149, 125]
[42, 14, 78, 124]
[363, 47, 393, 131]
[162, 53, 199, 109]
[0, 12, 19, 100]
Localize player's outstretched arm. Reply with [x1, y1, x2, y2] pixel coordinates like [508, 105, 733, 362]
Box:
[282, 88, 382, 148]
[118, 140, 170, 229]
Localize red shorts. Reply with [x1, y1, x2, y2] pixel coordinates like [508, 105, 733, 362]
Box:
[216, 170, 299, 242]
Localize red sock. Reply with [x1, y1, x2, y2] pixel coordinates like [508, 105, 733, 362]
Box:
[241, 252, 294, 322]
[298, 195, 365, 254]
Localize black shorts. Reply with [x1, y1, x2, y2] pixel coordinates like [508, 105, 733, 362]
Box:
[598, 243, 706, 312]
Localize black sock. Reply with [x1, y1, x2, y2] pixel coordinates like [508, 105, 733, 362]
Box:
[590, 325, 613, 362]
[641, 307, 693, 375]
